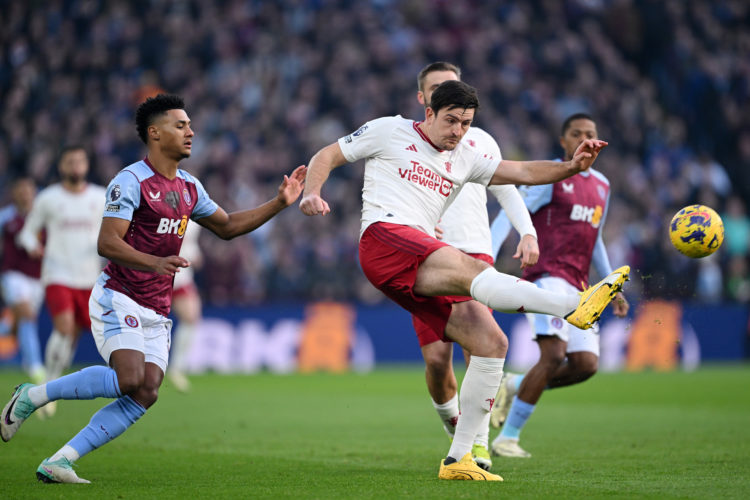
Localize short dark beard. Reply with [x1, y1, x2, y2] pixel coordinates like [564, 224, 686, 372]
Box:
[62, 173, 85, 185]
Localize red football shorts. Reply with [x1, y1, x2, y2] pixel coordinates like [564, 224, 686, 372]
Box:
[172, 282, 198, 300]
[359, 222, 469, 347]
[411, 252, 494, 346]
[45, 284, 92, 329]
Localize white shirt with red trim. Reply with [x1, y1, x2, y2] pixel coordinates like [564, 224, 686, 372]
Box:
[17, 183, 106, 288]
[435, 127, 530, 256]
[337, 116, 497, 239]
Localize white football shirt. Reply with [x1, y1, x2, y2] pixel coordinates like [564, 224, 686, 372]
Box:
[338, 116, 497, 239]
[437, 127, 533, 255]
[17, 183, 106, 288]
[173, 220, 200, 289]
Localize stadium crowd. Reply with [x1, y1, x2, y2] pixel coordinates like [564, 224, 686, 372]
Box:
[1, 0, 748, 306]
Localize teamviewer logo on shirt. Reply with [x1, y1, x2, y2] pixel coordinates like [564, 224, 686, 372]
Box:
[398, 161, 454, 197]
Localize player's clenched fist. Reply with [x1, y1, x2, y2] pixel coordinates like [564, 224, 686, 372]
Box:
[299, 193, 331, 216]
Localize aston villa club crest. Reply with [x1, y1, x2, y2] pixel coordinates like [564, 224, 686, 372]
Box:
[183, 188, 192, 206]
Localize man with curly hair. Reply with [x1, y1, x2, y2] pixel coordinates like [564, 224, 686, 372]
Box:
[2, 94, 307, 484]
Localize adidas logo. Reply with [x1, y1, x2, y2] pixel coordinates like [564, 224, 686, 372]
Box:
[405, 144, 417, 152]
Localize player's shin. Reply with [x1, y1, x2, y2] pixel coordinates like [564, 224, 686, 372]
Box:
[30, 365, 122, 407]
[470, 268, 578, 317]
[447, 356, 503, 461]
[54, 395, 146, 461]
[44, 330, 74, 381]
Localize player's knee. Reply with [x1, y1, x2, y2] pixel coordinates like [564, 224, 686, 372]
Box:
[116, 372, 146, 396]
[571, 355, 598, 381]
[140, 387, 160, 408]
[487, 333, 508, 357]
[538, 351, 566, 372]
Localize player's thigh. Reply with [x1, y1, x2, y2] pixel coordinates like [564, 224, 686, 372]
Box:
[143, 317, 172, 375]
[536, 335, 568, 365]
[444, 300, 507, 357]
[415, 246, 490, 296]
[90, 284, 148, 365]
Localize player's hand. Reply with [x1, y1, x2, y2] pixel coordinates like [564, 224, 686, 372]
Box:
[29, 247, 44, 259]
[154, 255, 189, 276]
[571, 139, 608, 172]
[434, 221, 444, 240]
[514, 234, 539, 268]
[299, 193, 331, 216]
[277, 165, 307, 206]
[611, 291, 629, 317]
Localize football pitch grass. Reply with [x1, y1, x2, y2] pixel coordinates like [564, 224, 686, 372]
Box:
[0, 365, 748, 499]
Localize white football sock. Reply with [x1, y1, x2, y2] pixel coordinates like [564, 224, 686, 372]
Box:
[170, 322, 197, 373]
[50, 444, 80, 463]
[45, 330, 73, 381]
[432, 393, 459, 438]
[447, 356, 504, 460]
[470, 268, 579, 317]
[473, 412, 491, 448]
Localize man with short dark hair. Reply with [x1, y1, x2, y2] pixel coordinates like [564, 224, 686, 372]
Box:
[2, 94, 307, 484]
[488, 113, 629, 458]
[413, 62, 539, 472]
[300, 80, 628, 480]
[17, 146, 106, 417]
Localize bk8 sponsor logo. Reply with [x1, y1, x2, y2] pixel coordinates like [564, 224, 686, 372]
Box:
[570, 204, 603, 228]
[157, 215, 188, 237]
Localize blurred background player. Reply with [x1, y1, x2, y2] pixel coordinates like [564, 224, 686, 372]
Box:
[167, 220, 202, 393]
[0, 178, 45, 384]
[488, 113, 630, 458]
[17, 146, 106, 416]
[413, 62, 539, 471]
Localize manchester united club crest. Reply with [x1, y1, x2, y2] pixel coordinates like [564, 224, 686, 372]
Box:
[445, 161, 452, 173]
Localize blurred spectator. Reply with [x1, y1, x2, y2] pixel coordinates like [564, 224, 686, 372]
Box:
[722, 195, 750, 259]
[1, 0, 748, 305]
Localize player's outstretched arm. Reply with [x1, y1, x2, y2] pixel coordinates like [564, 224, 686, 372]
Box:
[98, 217, 188, 276]
[199, 165, 307, 240]
[490, 139, 608, 186]
[299, 142, 348, 216]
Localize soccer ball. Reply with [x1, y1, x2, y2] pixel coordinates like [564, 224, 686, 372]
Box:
[669, 204, 724, 258]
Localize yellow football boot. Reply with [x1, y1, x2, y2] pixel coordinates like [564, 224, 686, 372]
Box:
[565, 265, 630, 329]
[438, 453, 503, 481]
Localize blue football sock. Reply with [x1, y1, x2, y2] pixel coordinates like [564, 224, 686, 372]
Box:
[499, 396, 535, 440]
[67, 395, 146, 459]
[17, 319, 43, 370]
[513, 374, 525, 391]
[46, 365, 122, 401]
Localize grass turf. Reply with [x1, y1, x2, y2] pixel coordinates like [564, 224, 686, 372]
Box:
[0, 365, 748, 499]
